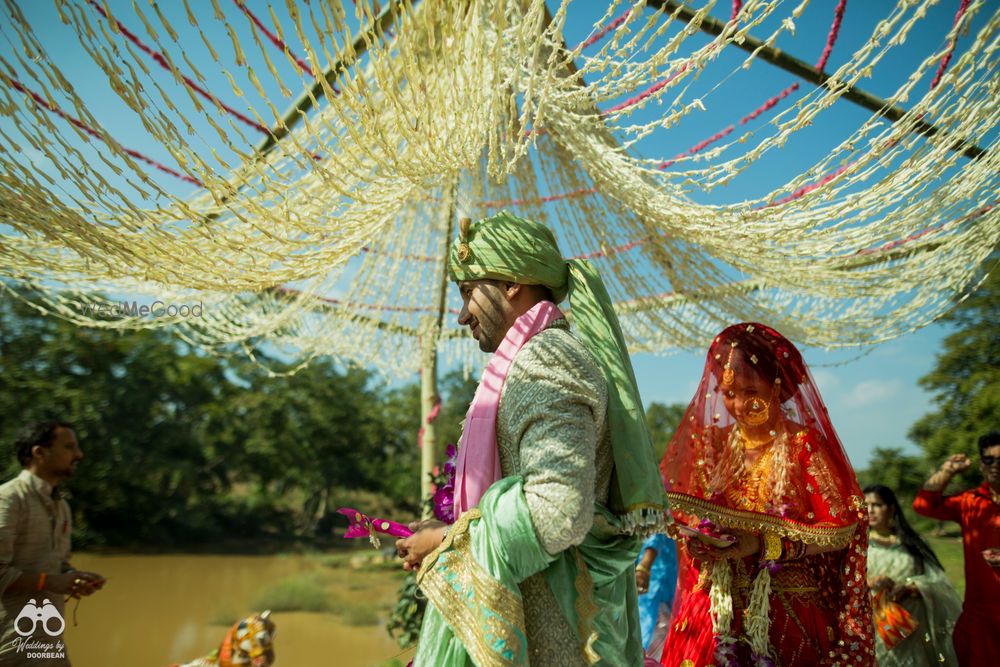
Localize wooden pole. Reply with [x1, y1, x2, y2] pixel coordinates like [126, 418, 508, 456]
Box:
[645, 0, 985, 160]
[254, 1, 404, 158]
[419, 178, 459, 517]
[418, 315, 440, 519]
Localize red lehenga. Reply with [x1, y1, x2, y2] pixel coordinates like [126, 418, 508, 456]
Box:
[659, 323, 875, 667]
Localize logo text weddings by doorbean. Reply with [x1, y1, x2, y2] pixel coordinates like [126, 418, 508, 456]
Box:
[9, 598, 66, 660]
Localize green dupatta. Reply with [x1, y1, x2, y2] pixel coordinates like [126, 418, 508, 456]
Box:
[415, 476, 644, 666]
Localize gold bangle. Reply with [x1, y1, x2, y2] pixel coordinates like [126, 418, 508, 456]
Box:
[636, 564, 651, 575]
[760, 531, 782, 561]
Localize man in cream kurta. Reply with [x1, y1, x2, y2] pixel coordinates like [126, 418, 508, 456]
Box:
[396, 212, 669, 666]
[0, 421, 105, 666]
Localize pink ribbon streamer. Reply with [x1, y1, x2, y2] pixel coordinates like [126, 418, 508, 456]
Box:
[85, 0, 270, 135]
[930, 0, 971, 90]
[232, 0, 319, 79]
[5, 76, 203, 187]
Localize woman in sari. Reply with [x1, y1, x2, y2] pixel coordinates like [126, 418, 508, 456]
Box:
[636, 533, 679, 657]
[660, 322, 875, 667]
[864, 484, 960, 666]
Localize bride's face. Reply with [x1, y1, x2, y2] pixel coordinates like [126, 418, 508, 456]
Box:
[721, 366, 776, 430]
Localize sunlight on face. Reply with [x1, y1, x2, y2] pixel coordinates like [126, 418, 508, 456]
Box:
[720, 364, 774, 429]
[456, 280, 513, 353]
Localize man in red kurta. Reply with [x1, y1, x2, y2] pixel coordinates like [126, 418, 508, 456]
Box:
[913, 431, 1000, 667]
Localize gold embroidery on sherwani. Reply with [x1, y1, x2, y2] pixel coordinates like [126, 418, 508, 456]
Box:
[418, 509, 527, 667]
[572, 549, 601, 665]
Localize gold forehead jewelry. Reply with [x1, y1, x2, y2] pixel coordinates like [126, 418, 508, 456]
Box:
[456, 217, 472, 263]
[722, 341, 737, 386]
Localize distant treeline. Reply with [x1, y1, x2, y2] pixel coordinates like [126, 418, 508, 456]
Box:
[1, 264, 995, 548]
[0, 292, 683, 549]
[0, 292, 471, 548]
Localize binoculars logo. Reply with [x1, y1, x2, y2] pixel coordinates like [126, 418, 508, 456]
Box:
[14, 599, 65, 638]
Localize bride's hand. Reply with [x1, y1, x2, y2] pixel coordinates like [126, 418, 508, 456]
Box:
[686, 529, 760, 562]
[720, 529, 761, 560]
[686, 536, 725, 561]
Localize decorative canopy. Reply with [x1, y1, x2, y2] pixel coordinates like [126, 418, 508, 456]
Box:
[1, 0, 997, 376]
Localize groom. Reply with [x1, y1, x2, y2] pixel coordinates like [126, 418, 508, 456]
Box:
[396, 211, 667, 666]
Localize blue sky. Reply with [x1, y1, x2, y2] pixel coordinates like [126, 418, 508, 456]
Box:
[560, 1, 982, 468]
[2, 1, 987, 469]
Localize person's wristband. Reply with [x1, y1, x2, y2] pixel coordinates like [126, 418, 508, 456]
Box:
[636, 564, 651, 575]
[36, 572, 46, 591]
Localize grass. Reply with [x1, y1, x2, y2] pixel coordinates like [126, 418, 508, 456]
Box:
[250, 573, 334, 613]
[247, 564, 399, 627]
[341, 603, 381, 626]
[316, 548, 401, 572]
[927, 535, 965, 597]
[207, 607, 239, 626]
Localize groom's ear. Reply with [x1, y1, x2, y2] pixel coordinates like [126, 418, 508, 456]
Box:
[503, 282, 522, 299]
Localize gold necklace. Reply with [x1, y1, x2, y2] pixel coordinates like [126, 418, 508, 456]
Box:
[870, 532, 897, 546]
[727, 444, 778, 511]
[740, 428, 776, 450]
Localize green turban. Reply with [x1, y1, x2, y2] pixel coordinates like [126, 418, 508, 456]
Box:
[449, 211, 668, 533]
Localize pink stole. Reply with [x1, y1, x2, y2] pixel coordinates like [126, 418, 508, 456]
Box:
[452, 300, 564, 516]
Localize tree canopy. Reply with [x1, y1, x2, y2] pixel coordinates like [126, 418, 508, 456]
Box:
[908, 264, 1000, 490]
[0, 292, 448, 548]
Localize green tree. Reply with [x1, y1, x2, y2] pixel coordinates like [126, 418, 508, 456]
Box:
[0, 289, 429, 547]
[434, 369, 479, 451]
[645, 402, 687, 460]
[378, 382, 423, 510]
[0, 293, 242, 546]
[908, 265, 1000, 490]
[221, 358, 400, 535]
[856, 447, 926, 495]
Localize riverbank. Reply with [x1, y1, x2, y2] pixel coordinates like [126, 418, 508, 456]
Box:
[62, 537, 965, 666]
[65, 551, 413, 667]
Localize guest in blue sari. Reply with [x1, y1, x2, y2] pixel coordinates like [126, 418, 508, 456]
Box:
[635, 533, 678, 654]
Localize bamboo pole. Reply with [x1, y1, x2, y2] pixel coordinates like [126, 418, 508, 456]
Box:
[254, 1, 404, 158]
[419, 177, 459, 517]
[645, 0, 985, 160]
[203, 2, 407, 219]
[418, 315, 440, 519]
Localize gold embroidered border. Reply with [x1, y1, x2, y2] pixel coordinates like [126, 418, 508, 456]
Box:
[572, 549, 601, 665]
[417, 509, 479, 585]
[666, 492, 857, 547]
[417, 510, 527, 667]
